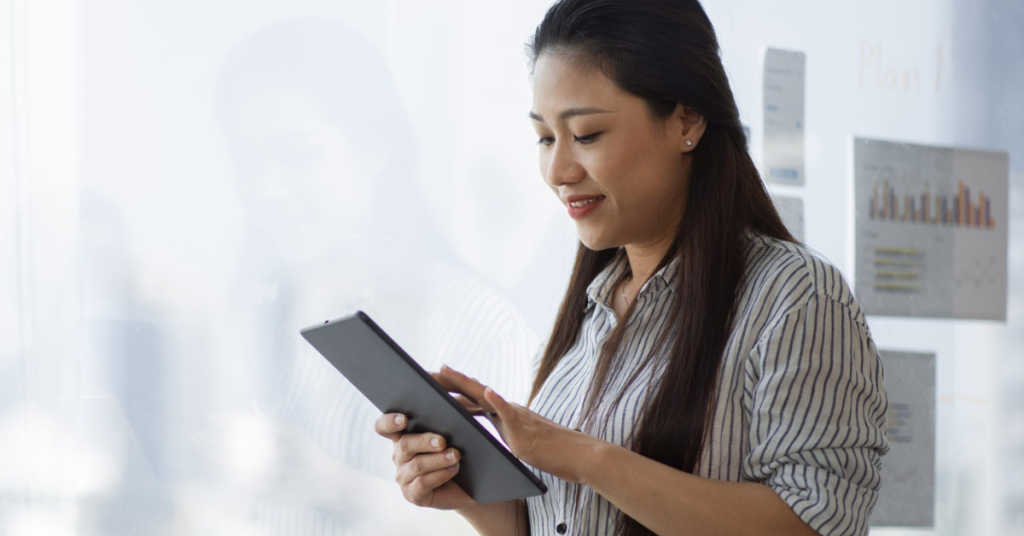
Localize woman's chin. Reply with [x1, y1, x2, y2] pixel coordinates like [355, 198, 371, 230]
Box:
[576, 232, 617, 252]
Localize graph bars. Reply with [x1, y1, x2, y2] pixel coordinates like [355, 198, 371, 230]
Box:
[854, 137, 1009, 320]
[869, 180, 994, 229]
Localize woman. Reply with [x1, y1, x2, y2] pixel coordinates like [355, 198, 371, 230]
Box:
[375, 1, 889, 535]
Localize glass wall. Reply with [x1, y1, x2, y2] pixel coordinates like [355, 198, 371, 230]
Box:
[1, 0, 1021, 534]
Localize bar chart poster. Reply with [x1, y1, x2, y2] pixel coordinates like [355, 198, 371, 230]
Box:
[870, 350, 936, 528]
[854, 138, 1008, 320]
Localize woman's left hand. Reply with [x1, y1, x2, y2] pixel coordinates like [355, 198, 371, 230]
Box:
[432, 365, 596, 485]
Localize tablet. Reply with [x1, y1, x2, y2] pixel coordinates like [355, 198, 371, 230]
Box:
[299, 310, 548, 503]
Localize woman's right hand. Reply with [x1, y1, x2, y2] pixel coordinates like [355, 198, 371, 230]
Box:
[374, 413, 476, 511]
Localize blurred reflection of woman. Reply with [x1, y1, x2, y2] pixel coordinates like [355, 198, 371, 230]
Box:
[208, 18, 537, 535]
[376, 1, 890, 536]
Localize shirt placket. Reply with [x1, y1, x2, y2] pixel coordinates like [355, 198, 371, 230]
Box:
[547, 251, 671, 534]
[553, 307, 616, 535]
[561, 281, 663, 534]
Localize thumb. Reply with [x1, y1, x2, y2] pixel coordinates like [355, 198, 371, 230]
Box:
[484, 387, 511, 416]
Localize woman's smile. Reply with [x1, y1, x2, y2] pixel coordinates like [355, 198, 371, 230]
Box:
[565, 194, 606, 219]
[530, 52, 696, 252]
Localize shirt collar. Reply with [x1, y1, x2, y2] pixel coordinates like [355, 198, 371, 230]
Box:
[583, 229, 765, 312]
[585, 247, 682, 312]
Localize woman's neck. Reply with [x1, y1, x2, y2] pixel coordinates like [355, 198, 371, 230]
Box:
[622, 230, 677, 286]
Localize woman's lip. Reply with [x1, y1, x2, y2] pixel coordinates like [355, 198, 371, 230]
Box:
[567, 196, 605, 220]
[563, 194, 605, 204]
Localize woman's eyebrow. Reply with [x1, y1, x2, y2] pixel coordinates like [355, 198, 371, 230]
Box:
[528, 107, 613, 124]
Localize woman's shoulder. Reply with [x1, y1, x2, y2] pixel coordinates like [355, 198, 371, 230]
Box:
[738, 229, 866, 328]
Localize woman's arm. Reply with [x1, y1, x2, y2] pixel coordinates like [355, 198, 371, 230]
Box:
[437, 363, 876, 536]
[438, 367, 813, 536]
[576, 440, 817, 536]
[456, 499, 529, 536]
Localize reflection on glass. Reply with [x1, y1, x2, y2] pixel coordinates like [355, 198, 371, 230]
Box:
[178, 18, 541, 533]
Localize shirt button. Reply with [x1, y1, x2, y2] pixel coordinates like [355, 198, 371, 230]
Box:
[556, 522, 567, 534]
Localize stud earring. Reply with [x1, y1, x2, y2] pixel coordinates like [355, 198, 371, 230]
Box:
[685, 139, 693, 147]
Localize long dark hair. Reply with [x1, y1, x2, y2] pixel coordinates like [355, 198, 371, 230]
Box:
[525, 1, 794, 534]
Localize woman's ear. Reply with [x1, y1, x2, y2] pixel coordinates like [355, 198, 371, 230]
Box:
[674, 103, 706, 152]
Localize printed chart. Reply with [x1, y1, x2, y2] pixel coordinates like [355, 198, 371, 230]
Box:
[871, 350, 936, 528]
[854, 138, 1008, 320]
[763, 48, 806, 186]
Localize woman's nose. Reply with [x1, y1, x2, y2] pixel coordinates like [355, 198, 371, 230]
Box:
[543, 141, 585, 187]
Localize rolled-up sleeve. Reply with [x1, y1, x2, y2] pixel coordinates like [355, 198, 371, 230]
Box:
[743, 294, 890, 536]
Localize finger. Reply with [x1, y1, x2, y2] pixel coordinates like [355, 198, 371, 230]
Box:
[483, 387, 515, 423]
[395, 432, 447, 464]
[438, 365, 495, 413]
[432, 372, 481, 407]
[396, 448, 460, 485]
[406, 463, 461, 507]
[375, 413, 408, 441]
[454, 394, 486, 415]
[432, 370, 471, 398]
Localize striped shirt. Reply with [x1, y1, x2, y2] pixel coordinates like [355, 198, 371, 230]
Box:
[525, 230, 890, 536]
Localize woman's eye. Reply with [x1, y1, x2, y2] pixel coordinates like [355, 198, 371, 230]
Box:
[535, 133, 601, 146]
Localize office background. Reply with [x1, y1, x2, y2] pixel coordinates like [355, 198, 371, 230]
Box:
[1, 0, 1022, 534]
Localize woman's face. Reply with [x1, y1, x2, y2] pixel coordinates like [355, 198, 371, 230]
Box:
[530, 52, 704, 252]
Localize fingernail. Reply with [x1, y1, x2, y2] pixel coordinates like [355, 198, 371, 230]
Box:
[448, 463, 459, 472]
[446, 450, 455, 461]
[430, 437, 440, 448]
[441, 364, 450, 372]
[394, 415, 405, 426]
